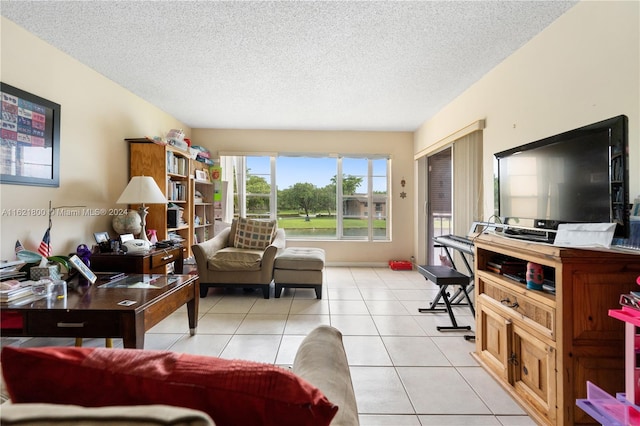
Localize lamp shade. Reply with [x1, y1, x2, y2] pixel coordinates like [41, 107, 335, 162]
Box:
[116, 176, 167, 205]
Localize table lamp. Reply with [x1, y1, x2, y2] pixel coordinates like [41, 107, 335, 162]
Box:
[116, 176, 167, 243]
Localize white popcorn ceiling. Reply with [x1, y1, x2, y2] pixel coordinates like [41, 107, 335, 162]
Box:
[1, 1, 576, 131]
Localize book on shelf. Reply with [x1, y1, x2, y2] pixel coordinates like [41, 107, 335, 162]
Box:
[486, 264, 501, 274]
[487, 259, 526, 275]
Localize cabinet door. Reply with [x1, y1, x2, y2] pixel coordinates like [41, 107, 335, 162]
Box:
[512, 323, 556, 424]
[477, 298, 512, 382]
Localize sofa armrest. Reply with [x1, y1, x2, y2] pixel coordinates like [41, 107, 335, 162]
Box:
[260, 228, 286, 272]
[192, 227, 231, 266]
[0, 403, 215, 426]
[293, 326, 359, 426]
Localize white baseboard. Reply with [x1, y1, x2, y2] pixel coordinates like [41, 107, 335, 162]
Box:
[325, 261, 389, 268]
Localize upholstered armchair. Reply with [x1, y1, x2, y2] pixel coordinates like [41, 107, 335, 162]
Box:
[191, 218, 286, 299]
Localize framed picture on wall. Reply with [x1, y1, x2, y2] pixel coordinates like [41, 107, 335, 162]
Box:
[0, 83, 61, 187]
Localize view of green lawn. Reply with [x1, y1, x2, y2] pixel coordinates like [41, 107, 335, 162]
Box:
[277, 216, 386, 229]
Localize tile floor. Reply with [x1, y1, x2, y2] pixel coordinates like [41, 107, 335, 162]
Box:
[1, 267, 536, 425]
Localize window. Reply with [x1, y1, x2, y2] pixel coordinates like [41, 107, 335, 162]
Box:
[245, 156, 274, 220]
[224, 154, 390, 241]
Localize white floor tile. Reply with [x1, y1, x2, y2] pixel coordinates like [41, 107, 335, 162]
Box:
[342, 336, 393, 366]
[143, 333, 184, 351]
[397, 367, 491, 415]
[330, 314, 379, 335]
[147, 311, 193, 334]
[197, 313, 245, 334]
[495, 415, 538, 425]
[329, 300, 370, 315]
[365, 300, 412, 315]
[291, 288, 319, 299]
[284, 314, 330, 334]
[418, 415, 501, 425]
[372, 315, 427, 336]
[328, 288, 364, 300]
[167, 334, 232, 357]
[275, 334, 306, 365]
[206, 295, 257, 313]
[431, 336, 478, 366]
[350, 366, 415, 414]
[382, 336, 451, 366]
[355, 280, 390, 289]
[413, 313, 475, 336]
[457, 367, 527, 415]
[391, 289, 436, 301]
[236, 313, 287, 334]
[359, 288, 398, 301]
[359, 414, 422, 425]
[249, 297, 293, 314]
[290, 298, 330, 314]
[220, 334, 281, 363]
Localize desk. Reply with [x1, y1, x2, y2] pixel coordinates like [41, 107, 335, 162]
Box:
[0, 274, 199, 349]
[90, 246, 184, 274]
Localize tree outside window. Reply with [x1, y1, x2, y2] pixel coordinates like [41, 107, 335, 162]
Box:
[226, 154, 389, 240]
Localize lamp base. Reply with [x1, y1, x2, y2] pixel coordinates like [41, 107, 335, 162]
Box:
[138, 205, 150, 243]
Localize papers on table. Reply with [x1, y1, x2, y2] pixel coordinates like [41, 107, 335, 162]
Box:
[553, 223, 616, 248]
[0, 261, 27, 281]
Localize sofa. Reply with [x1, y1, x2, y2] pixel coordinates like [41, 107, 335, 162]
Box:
[0, 325, 359, 426]
[192, 218, 286, 299]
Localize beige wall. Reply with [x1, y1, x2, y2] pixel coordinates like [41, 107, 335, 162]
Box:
[414, 1, 639, 259]
[191, 128, 415, 265]
[0, 18, 190, 259]
[3, 1, 637, 265]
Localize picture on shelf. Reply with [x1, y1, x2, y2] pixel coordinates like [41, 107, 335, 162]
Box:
[195, 170, 208, 181]
[69, 254, 97, 284]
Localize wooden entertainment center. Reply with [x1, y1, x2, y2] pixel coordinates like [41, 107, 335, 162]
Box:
[472, 232, 640, 425]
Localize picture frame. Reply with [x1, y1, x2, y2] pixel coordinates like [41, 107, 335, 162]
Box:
[69, 254, 97, 284]
[93, 231, 110, 244]
[0, 83, 61, 187]
[195, 170, 208, 181]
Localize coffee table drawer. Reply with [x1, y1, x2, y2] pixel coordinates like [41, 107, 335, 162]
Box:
[25, 311, 121, 336]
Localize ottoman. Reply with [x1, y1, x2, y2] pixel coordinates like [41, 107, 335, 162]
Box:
[274, 247, 325, 299]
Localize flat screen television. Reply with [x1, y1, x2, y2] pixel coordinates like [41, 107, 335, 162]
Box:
[495, 115, 629, 242]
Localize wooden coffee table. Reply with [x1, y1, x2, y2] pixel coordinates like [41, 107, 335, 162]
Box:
[0, 274, 199, 349]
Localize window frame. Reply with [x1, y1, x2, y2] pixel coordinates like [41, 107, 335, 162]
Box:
[225, 153, 391, 241]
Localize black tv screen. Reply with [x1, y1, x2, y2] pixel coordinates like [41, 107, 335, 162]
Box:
[495, 115, 629, 239]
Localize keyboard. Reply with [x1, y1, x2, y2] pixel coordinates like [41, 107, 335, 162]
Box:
[434, 234, 474, 255]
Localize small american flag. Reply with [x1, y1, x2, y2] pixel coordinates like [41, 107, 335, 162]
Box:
[37, 228, 52, 257]
[14, 240, 25, 254]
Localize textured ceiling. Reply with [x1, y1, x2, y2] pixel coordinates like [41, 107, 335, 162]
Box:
[1, 1, 577, 131]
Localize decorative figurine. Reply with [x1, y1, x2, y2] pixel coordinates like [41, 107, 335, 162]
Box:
[526, 262, 544, 290]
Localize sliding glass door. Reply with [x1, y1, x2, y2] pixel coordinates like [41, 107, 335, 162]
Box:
[427, 147, 452, 265]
